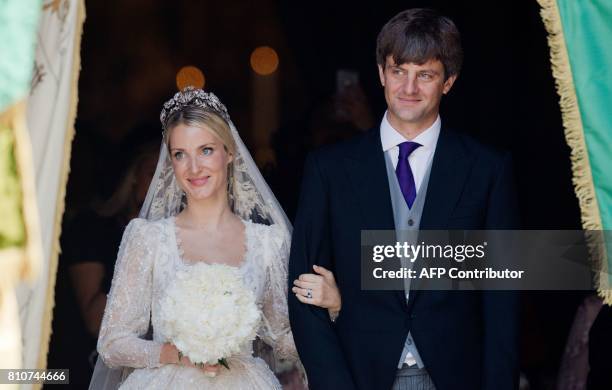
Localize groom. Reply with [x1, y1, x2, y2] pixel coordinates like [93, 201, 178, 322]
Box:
[288, 8, 519, 390]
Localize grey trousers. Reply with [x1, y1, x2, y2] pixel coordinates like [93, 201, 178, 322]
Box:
[391, 365, 436, 390]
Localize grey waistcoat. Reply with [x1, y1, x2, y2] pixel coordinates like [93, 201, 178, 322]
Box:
[384, 150, 434, 369]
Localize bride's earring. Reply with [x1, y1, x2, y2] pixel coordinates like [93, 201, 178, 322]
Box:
[227, 164, 235, 205]
[180, 190, 187, 209]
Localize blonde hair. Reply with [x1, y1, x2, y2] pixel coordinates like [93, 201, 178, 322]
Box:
[163, 106, 236, 156]
[163, 106, 238, 202]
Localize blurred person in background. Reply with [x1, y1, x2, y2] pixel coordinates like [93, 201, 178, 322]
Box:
[47, 134, 159, 387]
[68, 140, 159, 337]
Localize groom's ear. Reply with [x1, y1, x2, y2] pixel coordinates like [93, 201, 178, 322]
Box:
[442, 74, 458, 95]
[378, 64, 385, 87]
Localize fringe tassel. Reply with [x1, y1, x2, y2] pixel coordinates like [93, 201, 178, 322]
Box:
[536, 0, 610, 302]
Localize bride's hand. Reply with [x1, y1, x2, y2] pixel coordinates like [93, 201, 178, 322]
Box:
[160, 343, 221, 376]
[160, 343, 180, 364]
[292, 265, 341, 313]
[179, 353, 221, 377]
[183, 358, 221, 377]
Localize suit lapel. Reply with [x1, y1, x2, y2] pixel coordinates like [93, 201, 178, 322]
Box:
[420, 126, 471, 229]
[343, 129, 395, 230]
[407, 126, 472, 311]
[343, 126, 471, 230]
[343, 129, 410, 308]
[342, 127, 473, 311]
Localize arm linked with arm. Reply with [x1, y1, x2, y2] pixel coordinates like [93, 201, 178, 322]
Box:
[260, 224, 299, 363]
[288, 153, 357, 389]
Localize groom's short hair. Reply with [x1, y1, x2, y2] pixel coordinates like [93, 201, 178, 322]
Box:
[376, 8, 463, 80]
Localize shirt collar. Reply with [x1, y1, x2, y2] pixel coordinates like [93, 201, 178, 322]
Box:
[380, 111, 441, 152]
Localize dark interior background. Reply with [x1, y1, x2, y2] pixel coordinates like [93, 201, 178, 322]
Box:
[48, 1, 590, 388]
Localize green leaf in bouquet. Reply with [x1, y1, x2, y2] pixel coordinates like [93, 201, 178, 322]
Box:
[218, 358, 230, 370]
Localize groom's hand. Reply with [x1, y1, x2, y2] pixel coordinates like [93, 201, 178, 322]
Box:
[292, 265, 341, 313]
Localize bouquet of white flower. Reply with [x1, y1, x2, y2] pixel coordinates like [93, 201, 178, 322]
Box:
[159, 262, 261, 369]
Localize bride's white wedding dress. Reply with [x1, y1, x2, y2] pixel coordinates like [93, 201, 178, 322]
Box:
[97, 216, 298, 389]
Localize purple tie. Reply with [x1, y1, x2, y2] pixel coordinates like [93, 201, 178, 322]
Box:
[396, 141, 422, 209]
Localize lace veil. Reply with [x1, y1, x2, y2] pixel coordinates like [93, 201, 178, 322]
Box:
[89, 87, 292, 389]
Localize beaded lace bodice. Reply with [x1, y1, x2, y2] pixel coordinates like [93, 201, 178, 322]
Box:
[97, 217, 298, 370]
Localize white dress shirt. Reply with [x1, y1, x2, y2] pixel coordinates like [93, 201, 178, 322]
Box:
[380, 112, 441, 195]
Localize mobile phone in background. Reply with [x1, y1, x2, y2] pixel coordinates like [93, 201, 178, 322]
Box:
[336, 69, 359, 94]
[335, 69, 359, 120]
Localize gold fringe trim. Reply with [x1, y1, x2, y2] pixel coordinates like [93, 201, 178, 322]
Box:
[35, 0, 86, 376]
[536, 0, 609, 302]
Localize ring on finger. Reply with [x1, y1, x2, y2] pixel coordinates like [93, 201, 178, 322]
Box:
[306, 288, 313, 299]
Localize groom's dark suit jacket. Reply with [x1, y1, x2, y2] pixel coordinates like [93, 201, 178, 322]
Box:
[288, 126, 520, 390]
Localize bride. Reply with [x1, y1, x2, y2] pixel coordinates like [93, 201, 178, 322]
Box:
[90, 87, 341, 389]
